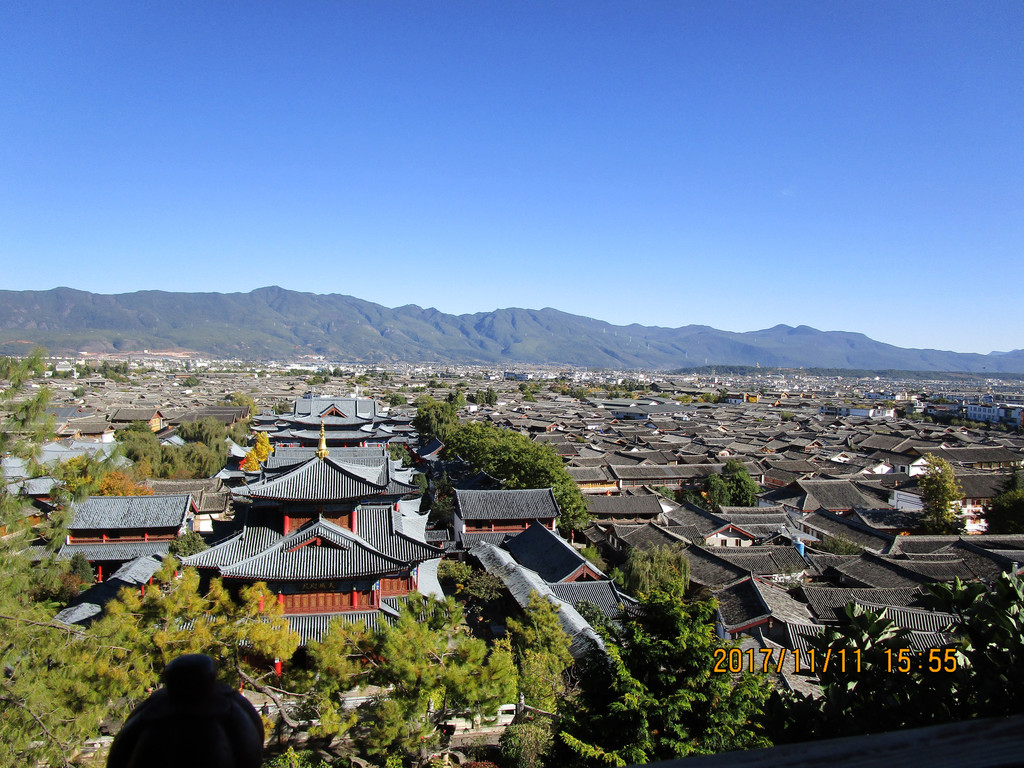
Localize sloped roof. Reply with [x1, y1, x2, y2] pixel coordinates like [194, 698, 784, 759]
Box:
[470, 543, 604, 660]
[353, 504, 444, 562]
[714, 576, 815, 632]
[505, 523, 596, 582]
[549, 580, 636, 619]
[800, 510, 896, 554]
[55, 555, 166, 626]
[683, 545, 750, 589]
[57, 541, 173, 562]
[827, 553, 934, 589]
[218, 518, 409, 581]
[286, 611, 384, 644]
[69, 494, 192, 530]
[801, 586, 927, 622]
[454, 488, 561, 520]
[585, 494, 663, 519]
[713, 546, 808, 577]
[245, 455, 389, 501]
[183, 517, 283, 570]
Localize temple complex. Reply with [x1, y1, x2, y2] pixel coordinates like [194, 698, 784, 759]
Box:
[185, 422, 441, 642]
[251, 394, 415, 450]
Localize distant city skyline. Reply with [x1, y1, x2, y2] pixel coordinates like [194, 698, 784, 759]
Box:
[2, 2, 1021, 355]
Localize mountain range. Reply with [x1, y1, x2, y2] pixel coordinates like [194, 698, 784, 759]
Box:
[1, 286, 1021, 373]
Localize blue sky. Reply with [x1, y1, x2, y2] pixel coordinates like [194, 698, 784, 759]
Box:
[2, 2, 1021, 354]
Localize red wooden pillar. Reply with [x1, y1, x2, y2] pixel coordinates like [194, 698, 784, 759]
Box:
[97, 564, 103, 583]
[274, 658, 282, 677]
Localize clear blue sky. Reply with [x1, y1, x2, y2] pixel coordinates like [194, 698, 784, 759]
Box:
[2, 2, 1021, 354]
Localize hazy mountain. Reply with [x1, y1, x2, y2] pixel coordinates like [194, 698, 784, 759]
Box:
[1, 286, 1022, 373]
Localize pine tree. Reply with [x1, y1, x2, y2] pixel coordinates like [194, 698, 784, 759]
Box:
[351, 595, 516, 762]
[0, 352, 115, 765]
[555, 581, 772, 766]
[507, 592, 573, 712]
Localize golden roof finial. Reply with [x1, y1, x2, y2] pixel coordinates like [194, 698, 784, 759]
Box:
[316, 420, 329, 459]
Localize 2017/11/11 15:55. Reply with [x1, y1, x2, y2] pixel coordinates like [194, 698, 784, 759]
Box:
[711, 646, 961, 675]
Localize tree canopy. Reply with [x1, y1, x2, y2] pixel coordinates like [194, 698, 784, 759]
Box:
[555, 580, 772, 766]
[919, 454, 965, 534]
[412, 397, 459, 443]
[444, 422, 591, 533]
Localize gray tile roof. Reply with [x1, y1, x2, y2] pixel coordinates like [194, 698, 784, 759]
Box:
[548, 580, 636, 619]
[826, 553, 934, 589]
[713, 546, 809, 577]
[218, 519, 409, 581]
[683, 545, 751, 588]
[505, 524, 596, 582]
[57, 540, 172, 561]
[183, 518, 283, 570]
[286, 611, 384, 644]
[55, 555, 166, 626]
[714, 577, 815, 632]
[353, 504, 444, 562]
[585, 494, 663, 520]
[801, 586, 926, 622]
[245, 455, 391, 501]
[470, 543, 604, 660]
[69, 494, 192, 531]
[799, 510, 896, 554]
[454, 488, 561, 521]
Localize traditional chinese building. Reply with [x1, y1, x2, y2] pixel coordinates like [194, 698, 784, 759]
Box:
[58, 494, 196, 581]
[453, 488, 561, 549]
[251, 395, 414, 450]
[184, 426, 441, 642]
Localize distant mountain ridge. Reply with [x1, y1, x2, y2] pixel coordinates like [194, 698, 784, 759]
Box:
[1, 286, 1022, 373]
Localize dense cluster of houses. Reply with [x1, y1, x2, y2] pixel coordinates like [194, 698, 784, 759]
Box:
[10, 367, 1024, 695]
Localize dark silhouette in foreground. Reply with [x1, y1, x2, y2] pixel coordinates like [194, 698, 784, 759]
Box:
[107, 654, 263, 768]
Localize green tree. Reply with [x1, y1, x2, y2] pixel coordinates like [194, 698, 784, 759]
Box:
[500, 720, 555, 768]
[507, 592, 573, 712]
[224, 391, 257, 415]
[169, 530, 209, 557]
[555, 581, 771, 766]
[387, 443, 414, 468]
[446, 388, 467, 409]
[387, 392, 407, 407]
[702, 473, 730, 511]
[770, 571, 1024, 743]
[437, 559, 504, 617]
[622, 544, 689, 596]
[444, 422, 591, 533]
[580, 544, 607, 572]
[919, 454, 965, 534]
[351, 595, 516, 762]
[53, 451, 120, 503]
[91, 563, 301, 700]
[985, 488, 1024, 534]
[723, 459, 760, 507]
[816, 534, 864, 555]
[427, 472, 456, 528]
[69, 551, 94, 584]
[0, 352, 124, 765]
[413, 397, 459, 443]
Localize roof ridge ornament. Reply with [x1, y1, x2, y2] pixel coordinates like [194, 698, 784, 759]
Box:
[316, 421, 329, 459]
